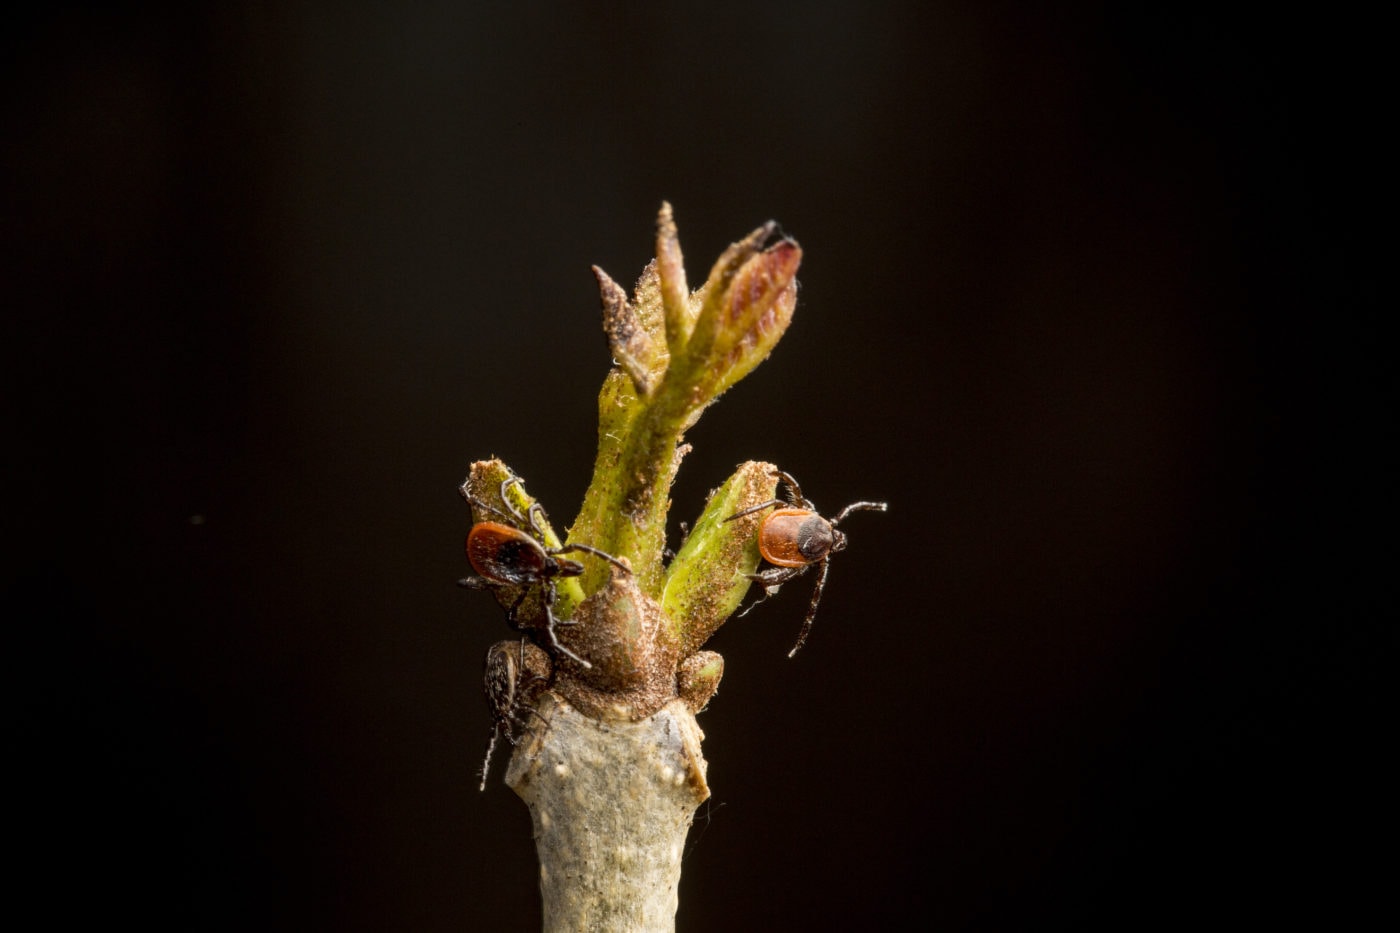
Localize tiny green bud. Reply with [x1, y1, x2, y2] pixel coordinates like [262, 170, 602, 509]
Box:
[669, 227, 801, 408]
[552, 568, 681, 721]
[655, 201, 695, 353]
[595, 263, 667, 397]
[661, 461, 780, 654]
[572, 208, 801, 598]
[677, 651, 724, 714]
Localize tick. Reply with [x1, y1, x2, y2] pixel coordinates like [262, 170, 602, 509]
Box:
[725, 469, 887, 657]
[478, 638, 548, 791]
[459, 476, 630, 669]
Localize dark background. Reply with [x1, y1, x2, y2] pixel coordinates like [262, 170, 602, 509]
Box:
[5, 3, 1381, 930]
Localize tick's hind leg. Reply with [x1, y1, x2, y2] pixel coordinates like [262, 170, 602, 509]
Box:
[535, 587, 592, 669]
[477, 703, 548, 791]
[772, 469, 813, 510]
[477, 724, 505, 792]
[553, 542, 632, 575]
[538, 616, 591, 668]
[787, 558, 832, 658]
[734, 564, 805, 618]
[506, 700, 549, 744]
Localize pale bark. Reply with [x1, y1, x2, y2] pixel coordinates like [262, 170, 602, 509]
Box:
[506, 693, 709, 933]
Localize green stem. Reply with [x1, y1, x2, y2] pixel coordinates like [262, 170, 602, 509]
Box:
[571, 374, 690, 597]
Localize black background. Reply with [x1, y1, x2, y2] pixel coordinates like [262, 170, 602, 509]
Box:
[5, 3, 1382, 930]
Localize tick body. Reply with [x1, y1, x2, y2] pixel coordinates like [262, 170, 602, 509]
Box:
[478, 639, 549, 791]
[467, 521, 575, 584]
[726, 469, 887, 657]
[459, 476, 629, 669]
[754, 508, 839, 567]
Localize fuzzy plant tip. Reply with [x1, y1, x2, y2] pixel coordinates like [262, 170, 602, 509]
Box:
[574, 206, 800, 597]
[456, 205, 855, 932]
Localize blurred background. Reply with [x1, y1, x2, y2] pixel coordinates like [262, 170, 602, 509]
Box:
[4, 3, 1380, 930]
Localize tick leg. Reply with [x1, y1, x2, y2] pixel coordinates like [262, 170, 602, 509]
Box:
[479, 702, 549, 791]
[725, 498, 783, 522]
[460, 479, 500, 516]
[553, 542, 632, 575]
[478, 724, 504, 792]
[536, 587, 592, 668]
[831, 500, 889, 525]
[734, 565, 805, 617]
[499, 477, 531, 524]
[509, 702, 548, 740]
[735, 586, 777, 618]
[461, 492, 518, 526]
[787, 558, 832, 658]
[538, 615, 591, 667]
[501, 586, 529, 626]
[746, 565, 806, 587]
[526, 502, 554, 542]
[772, 469, 809, 509]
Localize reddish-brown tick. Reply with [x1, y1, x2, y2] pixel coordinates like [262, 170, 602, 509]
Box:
[726, 469, 887, 657]
[460, 476, 629, 668]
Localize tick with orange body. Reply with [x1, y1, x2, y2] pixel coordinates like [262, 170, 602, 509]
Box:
[725, 469, 887, 657]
